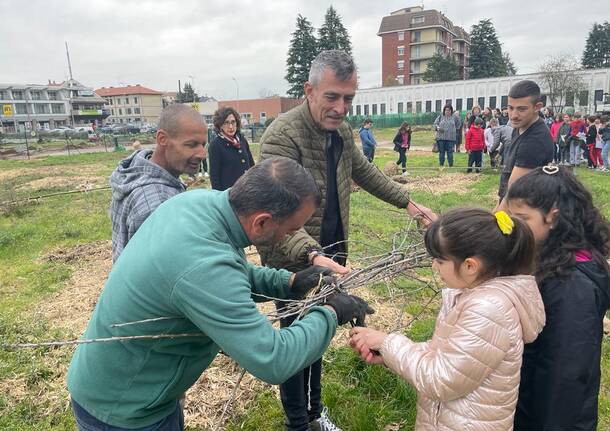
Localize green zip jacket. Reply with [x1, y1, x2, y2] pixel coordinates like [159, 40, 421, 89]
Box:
[258, 101, 411, 271]
[67, 189, 337, 428]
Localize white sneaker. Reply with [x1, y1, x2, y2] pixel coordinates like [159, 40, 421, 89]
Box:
[401, 171, 409, 176]
[204, 172, 210, 178]
[309, 408, 342, 431]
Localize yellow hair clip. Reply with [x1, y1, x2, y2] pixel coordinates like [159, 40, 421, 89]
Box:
[495, 210, 514, 235]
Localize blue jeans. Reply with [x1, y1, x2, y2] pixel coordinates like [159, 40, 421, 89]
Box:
[363, 145, 375, 162]
[437, 139, 455, 166]
[603, 140, 610, 168]
[71, 399, 184, 431]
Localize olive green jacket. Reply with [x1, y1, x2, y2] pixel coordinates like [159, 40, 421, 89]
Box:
[258, 101, 410, 271]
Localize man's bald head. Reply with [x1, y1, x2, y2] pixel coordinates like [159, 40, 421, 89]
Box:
[158, 104, 203, 137]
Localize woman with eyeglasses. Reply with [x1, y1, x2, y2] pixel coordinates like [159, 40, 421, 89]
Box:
[208, 107, 255, 191]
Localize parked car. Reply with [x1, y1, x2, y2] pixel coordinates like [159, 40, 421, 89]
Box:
[140, 124, 157, 133]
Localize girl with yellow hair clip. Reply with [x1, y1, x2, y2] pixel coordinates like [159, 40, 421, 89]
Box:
[350, 208, 545, 431]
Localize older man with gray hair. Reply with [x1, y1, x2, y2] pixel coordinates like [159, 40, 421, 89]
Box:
[259, 50, 436, 431]
[110, 104, 207, 262]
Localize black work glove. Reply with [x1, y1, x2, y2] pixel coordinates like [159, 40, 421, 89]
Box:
[289, 266, 335, 299]
[325, 293, 375, 326]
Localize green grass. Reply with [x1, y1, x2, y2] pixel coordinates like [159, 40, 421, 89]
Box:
[1, 148, 609, 430]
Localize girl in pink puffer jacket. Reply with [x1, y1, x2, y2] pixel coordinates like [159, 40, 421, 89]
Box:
[350, 208, 546, 431]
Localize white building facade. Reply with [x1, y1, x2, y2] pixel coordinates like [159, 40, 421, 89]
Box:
[351, 68, 610, 116]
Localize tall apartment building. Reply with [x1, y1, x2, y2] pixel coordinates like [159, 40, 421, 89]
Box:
[96, 85, 163, 125]
[378, 6, 470, 86]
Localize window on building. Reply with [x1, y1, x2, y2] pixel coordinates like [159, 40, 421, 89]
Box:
[410, 61, 420, 74]
[407, 102, 413, 113]
[501, 95, 508, 108]
[425, 100, 432, 112]
[31, 91, 42, 100]
[51, 104, 64, 114]
[489, 96, 497, 109]
[135, 107, 140, 114]
[579, 90, 588, 106]
[135, 118, 141, 122]
[456, 98, 463, 111]
[364, 105, 369, 116]
[594, 89, 604, 101]
[380, 103, 386, 115]
[0, 90, 6, 100]
[565, 92, 575, 106]
[260, 112, 267, 123]
[48, 92, 58, 100]
[435, 100, 442, 112]
[125, 98, 129, 105]
[37, 104, 50, 114]
[412, 77, 421, 85]
[477, 97, 485, 108]
[397, 75, 404, 85]
[356, 105, 361, 116]
[397, 60, 404, 70]
[12, 90, 23, 100]
[467, 98, 473, 110]
[111, 109, 115, 115]
[349, 106, 353, 116]
[412, 46, 421, 59]
[398, 102, 404, 114]
[412, 31, 421, 43]
[127, 108, 132, 115]
[416, 101, 422, 113]
[133, 97, 138, 104]
[411, 16, 424, 24]
[119, 108, 123, 115]
[372, 104, 377, 115]
[445, 99, 452, 107]
[397, 31, 404, 41]
[15, 103, 27, 114]
[397, 46, 405, 56]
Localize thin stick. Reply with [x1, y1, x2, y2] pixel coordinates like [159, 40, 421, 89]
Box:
[2, 332, 205, 349]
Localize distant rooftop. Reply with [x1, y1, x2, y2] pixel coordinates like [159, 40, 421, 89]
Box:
[96, 84, 162, 97]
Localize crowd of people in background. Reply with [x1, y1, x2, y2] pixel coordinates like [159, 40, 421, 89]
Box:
[544, 108, 609, 172]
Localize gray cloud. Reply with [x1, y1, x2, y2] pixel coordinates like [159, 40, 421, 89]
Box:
[0, 0, 604, 98]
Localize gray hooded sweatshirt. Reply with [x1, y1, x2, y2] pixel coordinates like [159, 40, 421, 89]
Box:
[110, 149, 185, 262]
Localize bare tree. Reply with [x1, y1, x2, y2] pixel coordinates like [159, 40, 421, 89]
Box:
[538, 55, 586, 112]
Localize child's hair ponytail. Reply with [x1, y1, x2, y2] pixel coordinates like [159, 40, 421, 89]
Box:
[424, 208, 535, 281]
[507, 167, 610, 282]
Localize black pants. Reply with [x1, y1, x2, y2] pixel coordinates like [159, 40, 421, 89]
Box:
[275, 306, 323, 431]
[467, 150, 483, 173]
[396, 147, 407, 171]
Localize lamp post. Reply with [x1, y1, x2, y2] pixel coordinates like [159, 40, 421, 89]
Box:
[232, 77, 240, 112]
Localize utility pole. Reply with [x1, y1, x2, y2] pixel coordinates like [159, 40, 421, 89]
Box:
[65, 42, 73, 80]
[65, 42, 76, 127]
[232, 77, 240, 112]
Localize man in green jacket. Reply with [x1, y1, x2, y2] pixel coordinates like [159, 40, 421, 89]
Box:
[67, 157, 373, 431]
[259, 50, 436, 431]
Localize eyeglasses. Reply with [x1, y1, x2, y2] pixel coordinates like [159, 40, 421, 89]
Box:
[223, 120, 237, 126]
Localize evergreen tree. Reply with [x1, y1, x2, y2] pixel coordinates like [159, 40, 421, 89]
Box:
[502, 52, 517, 75]
[317, 6, 352, 55]
[422, 52, 461, 83]
[182, 83, 198, 103]
[285, 14, 318, 98]
[469, 19, 506, 79]
[582, 22, 610, 69]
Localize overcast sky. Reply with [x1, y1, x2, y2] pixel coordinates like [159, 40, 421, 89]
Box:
[0, 0, 604, 99]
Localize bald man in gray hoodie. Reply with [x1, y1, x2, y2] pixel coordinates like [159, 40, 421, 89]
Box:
[110, 104, 207, 262]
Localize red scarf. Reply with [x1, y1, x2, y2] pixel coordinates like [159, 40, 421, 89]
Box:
[221, 132, 241, 149]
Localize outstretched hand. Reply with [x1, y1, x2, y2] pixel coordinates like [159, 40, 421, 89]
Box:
[406, 201, 437, 227]
[349, 326, 387, 365]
